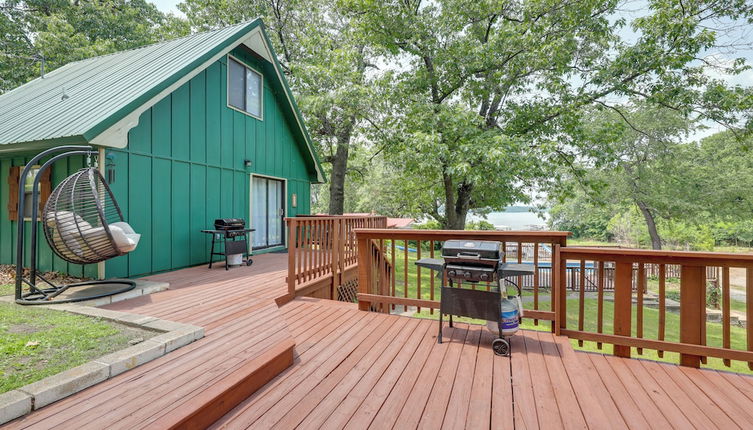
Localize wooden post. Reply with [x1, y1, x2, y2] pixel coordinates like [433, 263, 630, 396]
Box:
[613, 262, 633, 358]
[747, 267, 753, 370]
[553, 245, 565, 335]
[357, 236, 372, 311]
[287, 218, 297, 297]
[680, 265, 705, 368]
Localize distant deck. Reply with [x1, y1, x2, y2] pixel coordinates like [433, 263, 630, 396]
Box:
[8, 252, 753, 429]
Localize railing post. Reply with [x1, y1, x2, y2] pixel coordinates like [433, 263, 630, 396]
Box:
[357, 235, 372, 311]
[287, 218, 297, 297]
[613, 262, 633, 358]
[680, 265, 705, 368]
[554, 244, 564, 335]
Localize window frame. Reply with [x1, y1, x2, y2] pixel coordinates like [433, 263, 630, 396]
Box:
[226, 54, 264, 120]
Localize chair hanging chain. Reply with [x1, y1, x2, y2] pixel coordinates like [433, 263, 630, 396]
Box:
[85, 152, 99, 169]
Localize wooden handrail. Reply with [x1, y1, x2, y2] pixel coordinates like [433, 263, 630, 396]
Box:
[355, 229, 569, 329]
[354, 229, 570, 244]
[286, 215, 388, 298]
[559, 246, 753, 369]
[353, 230, 753, 370]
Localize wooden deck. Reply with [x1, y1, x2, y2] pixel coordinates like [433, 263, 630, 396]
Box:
[7, 251, 753, 429]
[6, 253, 294, 430]
[213, 297, 753, 429]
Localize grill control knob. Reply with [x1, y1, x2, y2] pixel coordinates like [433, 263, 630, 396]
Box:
[479, 273, 489, 281]
[448, 270, 456, 277]
[462, 271, 471, 279]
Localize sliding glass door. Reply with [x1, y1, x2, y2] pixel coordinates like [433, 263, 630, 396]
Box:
[251, 176, 285, 249]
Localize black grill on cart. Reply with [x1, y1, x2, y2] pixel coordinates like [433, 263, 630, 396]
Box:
[201, 219, 255, 270]
[416, 240, 533, 356]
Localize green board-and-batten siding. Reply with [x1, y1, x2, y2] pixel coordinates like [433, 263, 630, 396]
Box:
[0, 48, 314, 279]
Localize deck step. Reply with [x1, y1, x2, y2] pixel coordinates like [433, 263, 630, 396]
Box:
[153, 337, 295, 430]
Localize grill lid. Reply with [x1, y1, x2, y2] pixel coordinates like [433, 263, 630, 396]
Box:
[441, 240, 502, 261]
[214, 218, 245, 230]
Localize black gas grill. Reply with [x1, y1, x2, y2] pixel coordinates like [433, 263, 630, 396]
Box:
[441, 240, 502, 283]
[415, 240, 535, 355]
[214, 218, 248, 238]
[201, 219, 255, 270]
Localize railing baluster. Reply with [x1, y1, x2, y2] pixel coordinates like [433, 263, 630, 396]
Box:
[701, 268, 708, 366]
[430, 240, 435, 315]
[379, 238, 386, 312]
[597, 260, 604, 350]
[391, 240, 396, 311]
[404, 240, 408, 308]
[658, 264, 666, 358]
[578, 259, 586, 347]
[637, 263, 645, 355]
[417, 240, 422, 312]
[747, 266, 753, 371]
[533, 242, 539, 326]
[723, 266, 730, 367]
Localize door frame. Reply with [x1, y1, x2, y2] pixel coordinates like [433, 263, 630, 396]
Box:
[249, 173, 288, 249]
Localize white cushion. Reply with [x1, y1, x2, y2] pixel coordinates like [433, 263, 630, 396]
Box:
[108, 222, 140, 253]
[46, 212, 140, 256]
[46, 211, 93, 258]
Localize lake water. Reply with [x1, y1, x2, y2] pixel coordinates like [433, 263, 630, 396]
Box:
[468, 209, 548, 230]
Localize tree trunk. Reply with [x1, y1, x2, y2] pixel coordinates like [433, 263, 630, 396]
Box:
[328, 129, 351, 215]
[442, 172, 472, 230]
[636, 200, 662, 250]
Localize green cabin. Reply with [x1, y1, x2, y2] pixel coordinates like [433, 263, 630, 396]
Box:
[0, 20, 324, 279]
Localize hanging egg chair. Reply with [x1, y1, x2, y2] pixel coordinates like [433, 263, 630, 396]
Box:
[14, 146, 139, 305]
[42, 167, 140, 264]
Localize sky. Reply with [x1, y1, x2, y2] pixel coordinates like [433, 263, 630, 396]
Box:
[152, 0, 182, 16]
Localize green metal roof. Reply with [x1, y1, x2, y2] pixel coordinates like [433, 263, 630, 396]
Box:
[0, 19, 324, 182]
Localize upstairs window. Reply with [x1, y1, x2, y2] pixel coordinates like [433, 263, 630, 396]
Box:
[228, 56, 263, 119]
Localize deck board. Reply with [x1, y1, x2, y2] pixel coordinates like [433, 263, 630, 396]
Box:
[8, 251, 753, 429]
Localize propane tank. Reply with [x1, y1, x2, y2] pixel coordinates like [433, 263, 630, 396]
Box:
[487, 296, 521, 337]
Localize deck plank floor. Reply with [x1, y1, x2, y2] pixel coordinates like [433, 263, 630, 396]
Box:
[214, 299, 753, 430]
[7, 252, 753, 429]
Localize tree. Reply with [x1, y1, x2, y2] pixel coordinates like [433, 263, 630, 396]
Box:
[548, 116, 753, 250]
[179, 0, 378, 215]
[342, 0, 753, 229]
[0, 1, 188, 93]
[576, 103, 694, 249]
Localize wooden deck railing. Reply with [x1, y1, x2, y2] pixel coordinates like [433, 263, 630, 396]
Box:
[353, 229, 753, 370]
[354, 229, 571, 328]
[559, 247, 753, 369]
[286, 215, 388, 298]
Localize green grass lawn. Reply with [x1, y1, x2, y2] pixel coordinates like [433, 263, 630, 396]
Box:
[0, 283, 14, 296]
[0, 303, 155, 393]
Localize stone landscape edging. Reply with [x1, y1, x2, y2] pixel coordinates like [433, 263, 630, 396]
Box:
[0, 296, 204, 424]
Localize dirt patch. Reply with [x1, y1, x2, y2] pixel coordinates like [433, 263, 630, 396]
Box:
[0, 264, 90, 296]
[7, 323, 43, 335]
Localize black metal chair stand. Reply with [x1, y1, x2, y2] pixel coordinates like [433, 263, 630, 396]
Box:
[14, 146, 137, 305]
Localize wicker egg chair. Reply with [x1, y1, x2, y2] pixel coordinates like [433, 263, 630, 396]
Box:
[42, 167, 140, 265]
[15, 146, 139, 305]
